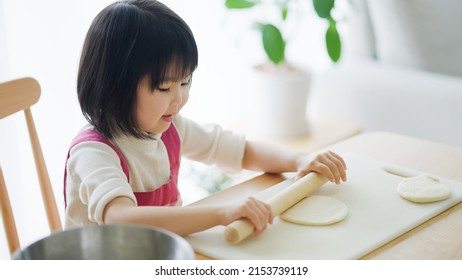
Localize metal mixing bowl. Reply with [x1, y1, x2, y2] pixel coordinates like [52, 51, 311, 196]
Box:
[12, 224, 194, 260]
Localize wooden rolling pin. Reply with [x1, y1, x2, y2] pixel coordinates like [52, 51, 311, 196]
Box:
[224, 172, 328, 244]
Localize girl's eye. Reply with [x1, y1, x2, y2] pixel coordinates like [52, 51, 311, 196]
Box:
[182, 77, 192, 87]
[158, 88, 170, 93]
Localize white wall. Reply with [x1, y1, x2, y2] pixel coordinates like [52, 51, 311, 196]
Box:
[0, 0, 331, 259]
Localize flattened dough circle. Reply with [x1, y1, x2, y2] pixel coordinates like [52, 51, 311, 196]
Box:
[280, 195, 348, 226]
[397, 174, 451, 203]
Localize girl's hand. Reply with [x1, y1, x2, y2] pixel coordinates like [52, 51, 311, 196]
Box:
[295, 151, 347, 184]
[221, 197, 274, 236]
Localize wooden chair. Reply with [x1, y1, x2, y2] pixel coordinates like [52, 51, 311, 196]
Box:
[0, 77, 62, 256]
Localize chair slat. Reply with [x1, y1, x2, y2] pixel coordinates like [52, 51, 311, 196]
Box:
[0, 166, 20, 255]
[24, 108, 62, 231]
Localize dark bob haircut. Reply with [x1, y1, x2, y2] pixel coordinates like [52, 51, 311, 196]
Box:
[77, 0, 198, 139]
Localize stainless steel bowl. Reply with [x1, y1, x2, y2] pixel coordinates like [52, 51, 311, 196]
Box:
[12, 224, 194, 260]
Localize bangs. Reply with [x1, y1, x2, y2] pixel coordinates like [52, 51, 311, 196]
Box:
[140, 8, 198, 90]
[150, 51, 196, 88]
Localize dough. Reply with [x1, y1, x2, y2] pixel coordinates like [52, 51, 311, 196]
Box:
[397, 174, 451, 203]
[280, 195, 348, 226]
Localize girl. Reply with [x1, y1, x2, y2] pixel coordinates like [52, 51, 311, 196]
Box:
[64, 0, 347, 238]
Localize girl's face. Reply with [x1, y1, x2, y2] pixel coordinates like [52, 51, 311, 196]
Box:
[135, 74, 190, 135]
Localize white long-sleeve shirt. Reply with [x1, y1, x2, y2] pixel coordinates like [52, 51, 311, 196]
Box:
[64, 115, 245, 228]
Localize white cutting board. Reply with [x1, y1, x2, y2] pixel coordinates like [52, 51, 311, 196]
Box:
[187, 153, 462, 259]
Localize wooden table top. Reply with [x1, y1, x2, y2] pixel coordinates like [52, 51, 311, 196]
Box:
[193, 132, 462, 259]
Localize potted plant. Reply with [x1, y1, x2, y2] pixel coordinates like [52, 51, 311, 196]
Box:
[224, 0, 341, 139]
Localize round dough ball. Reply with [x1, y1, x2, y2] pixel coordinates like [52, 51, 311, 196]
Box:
[280, 195, 348, 226]
[397, 174, 451, 203]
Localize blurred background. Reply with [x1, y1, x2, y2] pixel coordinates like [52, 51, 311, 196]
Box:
[0, 0, 338, 259]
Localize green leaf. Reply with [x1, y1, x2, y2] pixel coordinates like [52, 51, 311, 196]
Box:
[281, 4, 288, 21]
[225, 0, 259, 9]
[261, 24, 285, 64]
[312, 0, 335, 18]
[325, 18, 341, 62]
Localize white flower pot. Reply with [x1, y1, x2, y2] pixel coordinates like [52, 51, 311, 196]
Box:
[247, 63, 311, 139]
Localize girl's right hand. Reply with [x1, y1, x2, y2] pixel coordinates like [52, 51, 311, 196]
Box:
[221, 197, 274, 236]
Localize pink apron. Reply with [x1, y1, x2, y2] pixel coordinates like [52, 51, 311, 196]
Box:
[64, 125, 180, 208]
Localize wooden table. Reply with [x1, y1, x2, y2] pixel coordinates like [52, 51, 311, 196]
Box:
[194, 131, 462, 259]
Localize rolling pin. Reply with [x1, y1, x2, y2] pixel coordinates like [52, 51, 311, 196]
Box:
[224, 172, 328, 244]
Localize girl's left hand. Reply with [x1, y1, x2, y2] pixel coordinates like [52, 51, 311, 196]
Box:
[295, 151, 347, 184]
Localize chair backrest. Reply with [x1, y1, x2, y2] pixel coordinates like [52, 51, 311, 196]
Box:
[0, 77, 62, 256]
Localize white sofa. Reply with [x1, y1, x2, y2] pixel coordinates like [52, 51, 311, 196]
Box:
[309, 0, 462, 148]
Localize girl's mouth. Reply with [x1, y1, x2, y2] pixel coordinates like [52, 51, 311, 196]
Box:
[161, 114, 174, 122]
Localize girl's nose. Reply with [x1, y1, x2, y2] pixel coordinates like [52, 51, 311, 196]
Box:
[172, 87, 183, 106]
[175, 89, 183, 102]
